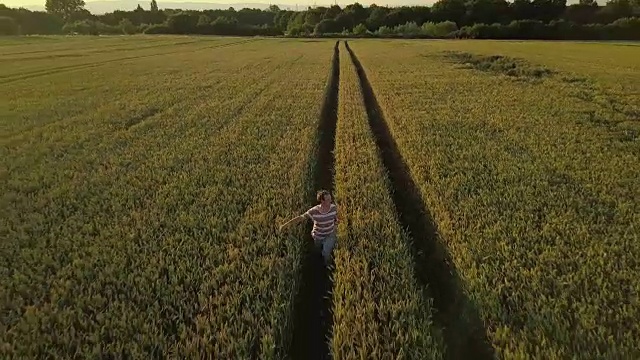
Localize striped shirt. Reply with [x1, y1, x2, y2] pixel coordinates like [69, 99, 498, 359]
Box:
[305, 204, 337, 239]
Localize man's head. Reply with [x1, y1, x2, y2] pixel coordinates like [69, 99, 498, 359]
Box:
[317, 190, 332, 205]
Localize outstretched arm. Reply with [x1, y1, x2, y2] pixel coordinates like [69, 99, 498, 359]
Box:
[279, 213, 308, 232]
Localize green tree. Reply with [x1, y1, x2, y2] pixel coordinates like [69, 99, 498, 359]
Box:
[45, 0, 86, 20]
[344, 2, 367, 24]
[511, 0, 534, 20]
[565, 0, 599, 24]
[531, 0, 567, 22]
[287, 11, 305, 31]
[197, 14, 211, 27]
[366, 5, 388, 30]
[465, 0, 510, 25]
[0, 15, 20, 35]
[596, 0, 634, 22]
[150, 0, 159, 12]
[605, 0, 634, 16]
[304, 8, 324, 27]
[166, 12, 197, 33]
[323, 5, 341, 20]
[120, 18, 137, 34]
[431, 0, 466, 24]
[314, 18, 339, 34]
[274, 10, 293, 31]
[353, 22, 369, 35]
[196, 13, 213, 33]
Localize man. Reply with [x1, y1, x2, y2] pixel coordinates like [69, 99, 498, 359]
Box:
[279, 190, 339, 265]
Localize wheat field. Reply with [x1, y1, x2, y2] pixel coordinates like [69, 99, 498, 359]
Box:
[1, 36, 638, 359]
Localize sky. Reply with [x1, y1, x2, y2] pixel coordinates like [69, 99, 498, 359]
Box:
[2, 0, 591, 11]
[3, 0, 418, 7]
[0, 0, 231, 4]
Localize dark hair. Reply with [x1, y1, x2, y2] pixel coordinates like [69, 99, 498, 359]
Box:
[316, 190, 331, 203]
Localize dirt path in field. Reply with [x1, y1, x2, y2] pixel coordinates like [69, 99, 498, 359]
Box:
[344, 41, 495, 360]
[289, 41, 339, 360]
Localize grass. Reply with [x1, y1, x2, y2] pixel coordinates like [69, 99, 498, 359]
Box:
[349, 39, 639, 358]
[331, 41, 444, 359]
[1, 36, 639, 359]
[1, 36, 335, 358]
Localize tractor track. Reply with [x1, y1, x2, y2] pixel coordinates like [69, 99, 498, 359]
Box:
[345, 40, 495, 360]
[289, 40, 340, 360]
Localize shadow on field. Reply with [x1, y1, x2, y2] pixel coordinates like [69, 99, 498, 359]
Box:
[289, 40, 340, 360]
[345, 41, 495, 360]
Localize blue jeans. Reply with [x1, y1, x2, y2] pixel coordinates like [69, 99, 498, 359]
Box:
[314, 232, 336, 264]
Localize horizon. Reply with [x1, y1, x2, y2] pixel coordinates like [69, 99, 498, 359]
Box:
[2, 0, 434, 7]
[2, 0, 600, 12]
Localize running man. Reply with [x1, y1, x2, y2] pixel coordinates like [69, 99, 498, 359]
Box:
[279, 190, 339, 265]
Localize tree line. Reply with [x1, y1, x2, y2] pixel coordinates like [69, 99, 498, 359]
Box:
[0, 0, 639, 39]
